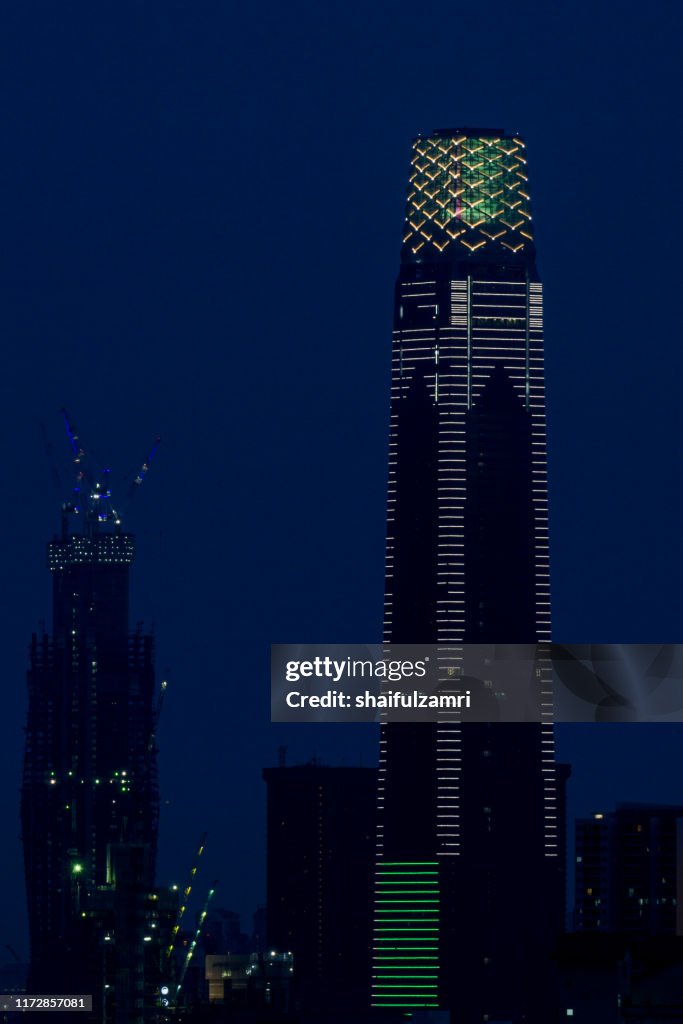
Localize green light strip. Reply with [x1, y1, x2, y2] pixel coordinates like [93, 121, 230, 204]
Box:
[377, 878, 437, 883]
[375, 945, 438, 950]
[376, 922, 439, 925]
[379, 881, 436, 885]
[374, 970, 438, 978]
[376, 868, 436, 876]
[372, 1003, 439, 1008]
[377, 889, 437, 894]
[373, 859, 440, 1011]
[380, 862, 436, 866]
[375, 985, 438, 990]
[378, 871, 438, 876]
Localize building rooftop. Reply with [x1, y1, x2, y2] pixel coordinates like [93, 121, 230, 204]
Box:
[428, 125, 515, 138]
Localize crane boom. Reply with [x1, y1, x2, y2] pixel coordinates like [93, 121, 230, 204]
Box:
[166, 831, 208, 960]
[128, 436, 161, 496]
[174, 882, 217, 1004]
[60, 407, 89, 515]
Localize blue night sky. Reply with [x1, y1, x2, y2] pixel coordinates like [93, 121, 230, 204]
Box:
[1, 0, 683, 954]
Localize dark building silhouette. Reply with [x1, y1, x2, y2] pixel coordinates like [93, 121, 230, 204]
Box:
[21, 462, 164, 1020]
[575, 804, 683, 936]
[374, 128, 568, 1020]
[558, 805, 683, 1022]
[556, 932, 683, 1024]
[252, 906, 267, 953]
[263, 763, 377, 1015]
[203, 909, 251, 955]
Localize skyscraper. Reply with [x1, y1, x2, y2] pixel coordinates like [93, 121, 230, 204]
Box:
[575, 804, 683, 936]
[264, 763, 377, 1014]
[374, 128, 568, 1021]
[21, 465, 160, 1012]
[558, 804, 683, 1020]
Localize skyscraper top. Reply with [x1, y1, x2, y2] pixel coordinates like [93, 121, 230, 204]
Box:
[49, 413, 160, 569]
[403, 129, 534, 263]
[429, 126, 509, 138]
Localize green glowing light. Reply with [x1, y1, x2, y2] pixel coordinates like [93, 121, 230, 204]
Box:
[402, 133, 532, 258]
[375, 944, 438, 950]
[378, 871, 438, 877]
[375, 985, 438, 989]
[372, 1003, 439, 1008]
[374, 858, 441, 1010]
[376, 922, 438, 926]
[380, 862, 437, 867]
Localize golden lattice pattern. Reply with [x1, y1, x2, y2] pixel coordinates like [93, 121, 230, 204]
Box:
[403, 133, 534, 257]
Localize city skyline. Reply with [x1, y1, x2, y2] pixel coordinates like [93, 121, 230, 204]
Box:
[1, 0, 683, 969]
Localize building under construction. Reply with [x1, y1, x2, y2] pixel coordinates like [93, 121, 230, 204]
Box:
[21, 419, 172, 1021]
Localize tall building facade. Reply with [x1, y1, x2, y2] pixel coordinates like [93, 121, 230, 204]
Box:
[21, 479, 160, 1016]
[575, 804, 683, 936]
[374, 129, 567, 1021]
[264, 763, 377, 1014]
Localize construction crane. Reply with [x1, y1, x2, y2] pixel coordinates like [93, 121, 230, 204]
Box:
[40, 411, 162, 536]
[59, 409, 123, 527]
[127, 436, 161, 496]
[61, 407, 86, 467]
[55, 410, 162, 528]
[173, 882, 217, 1006]
[60, 407, 90, 518]
[166, 832, 208, 961]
